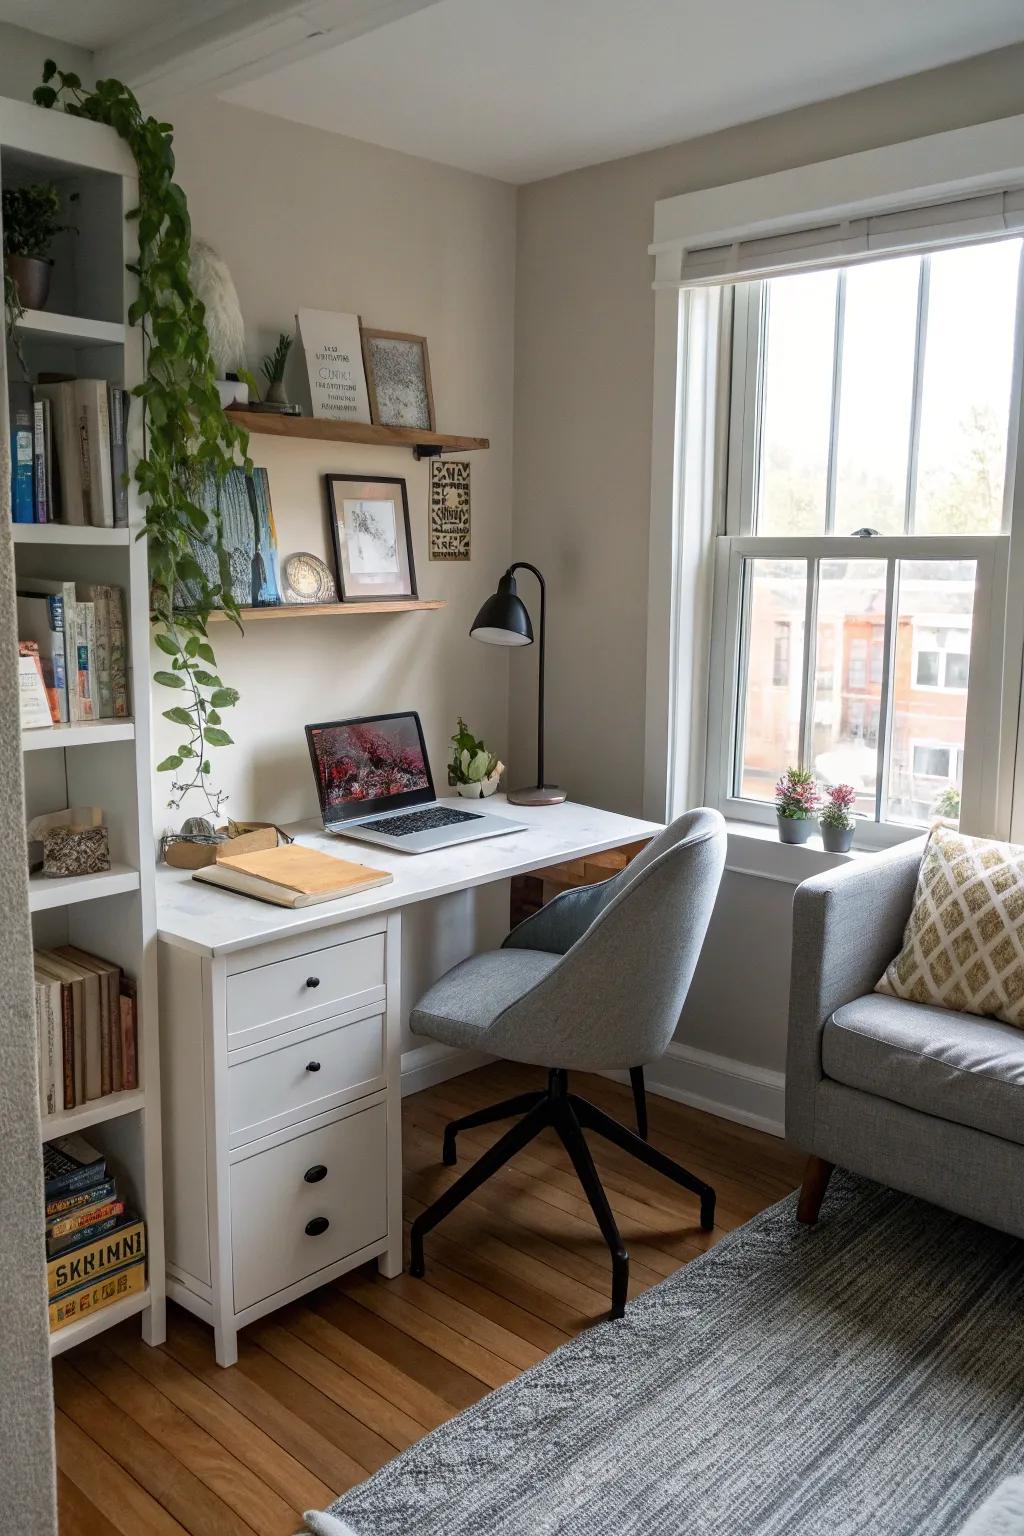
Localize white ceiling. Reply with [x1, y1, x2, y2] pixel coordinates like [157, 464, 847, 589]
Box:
[221, 0, 1024, 182]
[5, 0, 1024, 183]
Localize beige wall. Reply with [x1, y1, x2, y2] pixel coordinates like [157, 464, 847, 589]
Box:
[0, 24, 91, 101]
[512, 42, 1024, 817]
[151, 97, 516, 832]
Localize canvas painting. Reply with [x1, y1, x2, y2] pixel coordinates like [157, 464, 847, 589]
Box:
[174, 467, 281, 610]
[429, 459, 471, 560]
[326, 474, 417, 600]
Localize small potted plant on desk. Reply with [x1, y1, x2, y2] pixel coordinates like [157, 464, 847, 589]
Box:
[449, 717, 504, 799]
[775, 766, 821, 845]
[819, 782, 858, 853]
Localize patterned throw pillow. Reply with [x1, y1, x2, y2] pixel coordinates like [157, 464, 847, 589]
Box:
[876, 824, 1024, 1028]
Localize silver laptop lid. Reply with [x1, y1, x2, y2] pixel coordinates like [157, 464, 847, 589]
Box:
[305, 712, 436, 828]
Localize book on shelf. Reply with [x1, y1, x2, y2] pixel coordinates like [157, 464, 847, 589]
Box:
[78, 584, 127, 718]
[16, 591, 68, 723]
[34, 947, 138, 1113]
[47, 1217, 144, 1298]
[75, 380, 114, 527]
[33, 396, 51, 522]
[9, 380, 34, 524]
[49, 1256, 146, 1333]
[18, 642, 55, 731]
[33, 382, 83, 525]
[43, 1135, 107, 1203]
[193, 843, 393, 908]
[108, 386, 130, 527]
[17, 577, 79, 721]
[47, 1195, 126, 1254]
[45, 1176, 116, 1223]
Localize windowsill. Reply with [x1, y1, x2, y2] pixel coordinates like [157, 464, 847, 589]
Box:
[724, 818, 871, 884]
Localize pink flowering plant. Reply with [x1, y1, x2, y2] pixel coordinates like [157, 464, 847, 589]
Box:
[775, 766, 822, 821]
[820, 782, 858, 831]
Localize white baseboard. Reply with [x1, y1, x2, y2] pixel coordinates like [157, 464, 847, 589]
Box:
[400, 1040, 494, 1097]
[604, 1040, 785, 1138]
[401, 1036, 785, 1137]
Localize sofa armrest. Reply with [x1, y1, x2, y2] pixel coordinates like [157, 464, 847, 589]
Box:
[785, 838, 923, 1149]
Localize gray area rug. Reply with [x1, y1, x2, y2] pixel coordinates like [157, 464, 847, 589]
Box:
[305, 1173, 1024, 1536]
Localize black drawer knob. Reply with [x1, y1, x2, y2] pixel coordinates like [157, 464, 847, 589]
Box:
[305, 976, 320, 989]
[306, 1060, 321, 1073]
[305, 1216, 330, 1237]
[304, 1164, 328, 1184]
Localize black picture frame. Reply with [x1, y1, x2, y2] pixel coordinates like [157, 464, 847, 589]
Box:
[325, 473, 418, 602]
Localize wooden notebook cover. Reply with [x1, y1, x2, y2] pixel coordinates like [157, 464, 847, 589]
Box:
[213, 844, 389, 896]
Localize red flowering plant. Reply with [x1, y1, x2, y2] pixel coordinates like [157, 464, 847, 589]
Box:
[820, 782, 858, 831]
[775, 766, 822, 821]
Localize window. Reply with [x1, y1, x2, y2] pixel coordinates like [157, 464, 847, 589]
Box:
[707, 239, 1018, 839]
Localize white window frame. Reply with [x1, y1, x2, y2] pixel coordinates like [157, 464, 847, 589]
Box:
[645, 116, 1024, 844]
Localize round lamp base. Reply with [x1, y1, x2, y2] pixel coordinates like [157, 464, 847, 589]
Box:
[506, 784, 568, 807]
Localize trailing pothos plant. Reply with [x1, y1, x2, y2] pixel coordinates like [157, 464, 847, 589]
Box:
[33, 62, 251, 820]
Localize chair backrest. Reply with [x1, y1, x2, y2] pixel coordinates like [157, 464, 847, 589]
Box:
[487, 807, 726, 1071]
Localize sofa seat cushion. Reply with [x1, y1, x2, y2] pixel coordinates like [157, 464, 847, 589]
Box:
[823, 993, 1024, 1146]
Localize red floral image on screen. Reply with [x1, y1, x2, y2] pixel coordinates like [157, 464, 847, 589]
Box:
[312, 718, 430, 810]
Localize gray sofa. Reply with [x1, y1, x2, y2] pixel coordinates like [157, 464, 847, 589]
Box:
[787, 837, 1024, 1235]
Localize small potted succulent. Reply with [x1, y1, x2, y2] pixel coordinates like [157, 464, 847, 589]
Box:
[2, 180, 72, 311]
[819, 782, 858, 853]
[775, 766, 822, 844]
[448, 717, 504, 799]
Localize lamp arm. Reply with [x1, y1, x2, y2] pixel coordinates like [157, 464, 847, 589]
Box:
[506, 562, 546, 790]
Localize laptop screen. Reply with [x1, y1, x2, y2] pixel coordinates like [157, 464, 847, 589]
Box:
[306, 712, 436, 824]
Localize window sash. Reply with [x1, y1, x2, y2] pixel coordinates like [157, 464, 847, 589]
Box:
[705, 535, 1007, 844]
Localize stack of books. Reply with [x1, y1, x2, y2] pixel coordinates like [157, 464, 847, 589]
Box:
[44, 1135, 146, 1334]
[9, 377, 130, 527]
[16, 577, 128, 725]
[34, 948, 138, 1119]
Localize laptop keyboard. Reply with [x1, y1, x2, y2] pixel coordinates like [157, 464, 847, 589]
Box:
[360, 806, 484, 836]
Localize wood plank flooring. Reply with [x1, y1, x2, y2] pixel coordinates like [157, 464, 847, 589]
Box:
[55, 1063, 804, 1534]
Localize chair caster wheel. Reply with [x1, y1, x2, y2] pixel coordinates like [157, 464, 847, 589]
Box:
[409, 1257, 425, 1279]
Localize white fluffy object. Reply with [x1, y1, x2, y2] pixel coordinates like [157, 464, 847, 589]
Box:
[189, 238, 245, 377]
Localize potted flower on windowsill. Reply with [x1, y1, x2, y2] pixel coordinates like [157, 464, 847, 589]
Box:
[819, 782, 858, 853]
[448, 717, 504, 799]
[775, 766, 821, 844]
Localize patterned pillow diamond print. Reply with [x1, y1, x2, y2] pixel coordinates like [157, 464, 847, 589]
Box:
[877, 824, 1024, 1029]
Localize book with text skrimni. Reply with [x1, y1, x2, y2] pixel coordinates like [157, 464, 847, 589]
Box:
[48, 1258, 146, 1333]
[48, 1218, 145, 1299]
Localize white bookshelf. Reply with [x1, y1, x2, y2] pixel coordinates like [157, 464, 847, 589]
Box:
[0, 95, 165, 1357]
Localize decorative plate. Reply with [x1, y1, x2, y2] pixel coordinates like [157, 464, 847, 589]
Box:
[282, 551, 337, 604]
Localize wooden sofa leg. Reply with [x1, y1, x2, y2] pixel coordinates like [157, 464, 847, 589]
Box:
[797, 1156, 835, 1224]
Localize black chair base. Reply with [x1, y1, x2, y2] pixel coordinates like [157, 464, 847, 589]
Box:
[409, 1068, 715, 1321]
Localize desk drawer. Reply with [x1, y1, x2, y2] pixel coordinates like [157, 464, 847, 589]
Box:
[228, 1008, 384, 1145]
[230, 1103, 387, 1313]
[227, 932, 386, 1046]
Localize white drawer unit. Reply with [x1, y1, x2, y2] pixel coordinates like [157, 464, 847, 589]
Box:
[158, 910, 402, 1365]
[227, 1005, 385, 1146]
[231, 1101, 388, 1312]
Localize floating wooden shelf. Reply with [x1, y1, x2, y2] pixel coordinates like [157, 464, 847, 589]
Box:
[226, 409, 488, 457]
[207, 599, 446, 623]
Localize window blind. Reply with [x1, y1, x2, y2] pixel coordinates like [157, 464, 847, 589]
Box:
[677, 188, 1024, 286]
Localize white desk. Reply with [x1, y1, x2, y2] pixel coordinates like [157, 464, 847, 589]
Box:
[156, 795, 658, 1364]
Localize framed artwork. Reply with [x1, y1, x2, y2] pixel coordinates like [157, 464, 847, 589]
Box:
[361, 328, 435, 431]
[429, 459, 471, 560]
[326, 475, 418, 601]
[174, 466, 281, 610]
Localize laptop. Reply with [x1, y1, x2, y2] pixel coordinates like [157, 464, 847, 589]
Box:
[305, 712, 525, 853]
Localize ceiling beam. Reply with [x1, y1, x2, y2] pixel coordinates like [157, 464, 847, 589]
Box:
[96, 0, 446, 100]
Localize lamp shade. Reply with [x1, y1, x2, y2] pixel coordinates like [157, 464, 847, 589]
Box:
[470, 575, 533, 647]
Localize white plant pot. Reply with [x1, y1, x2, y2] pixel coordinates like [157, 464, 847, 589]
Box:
[456, 774, 501, 799]
[215, 378, 249, 408]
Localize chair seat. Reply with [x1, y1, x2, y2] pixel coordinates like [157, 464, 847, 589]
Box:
[823, 993, 1024, 1146]
[410, 948, 562, 1054]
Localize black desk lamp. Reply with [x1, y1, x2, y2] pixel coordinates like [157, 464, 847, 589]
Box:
[470, 562, 566, 806]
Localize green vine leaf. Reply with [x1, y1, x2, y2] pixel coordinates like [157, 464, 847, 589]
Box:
[209, 688, 239, 708]
[36, 65, 250, 822]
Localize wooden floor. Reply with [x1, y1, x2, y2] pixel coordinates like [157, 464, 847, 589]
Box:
[54, 1063, 804, 1535]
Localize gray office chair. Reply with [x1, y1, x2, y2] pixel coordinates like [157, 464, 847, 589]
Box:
[408, 807, 727, 1318]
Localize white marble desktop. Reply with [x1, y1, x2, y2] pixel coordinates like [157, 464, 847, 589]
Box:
[156, 795, 660, 957]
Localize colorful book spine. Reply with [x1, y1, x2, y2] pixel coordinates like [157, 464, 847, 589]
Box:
[47, 1219, 145, 1298]
[48, 1209, 126, 1258]
[49, 1258, 146, 1333]
[33, 398, 50, 522]
[47, 1198, 125, 1248]
[107, 586, 129, 718]
[45, 1178, 115, 1222]
[119, 978, 138, 1090]
[73, 601, 95, 721]
[80, 585, 114, 718]
[9, 381, 34, 523]
[109, 386, 129, 527]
